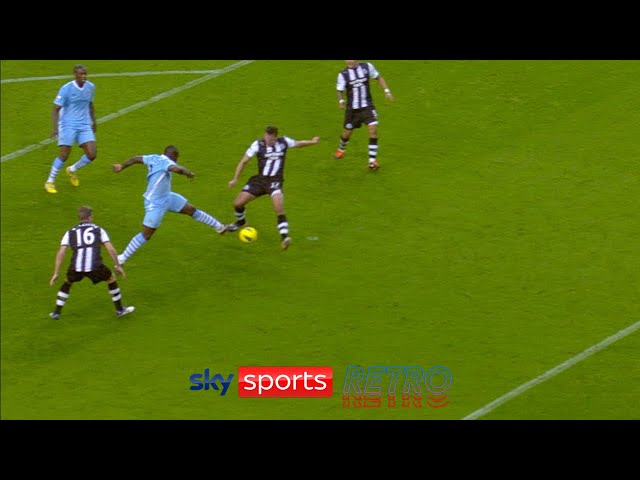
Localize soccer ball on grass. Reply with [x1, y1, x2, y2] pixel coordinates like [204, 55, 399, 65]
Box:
[239, 226, 258, 243]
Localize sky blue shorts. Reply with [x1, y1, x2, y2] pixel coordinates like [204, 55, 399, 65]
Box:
[58, 125, 95, 147]
[143, 192, 188, 228]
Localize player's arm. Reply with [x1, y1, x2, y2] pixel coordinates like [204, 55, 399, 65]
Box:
[294, 137, 321, 148]
[89, 102, 97, 132]
[112, 156, 144, 173]
[375, 76, 394, 101]
[168, 164, 195, 179]
[337, 73, 347, 109]
[51, 105, 62, 137]
[49, 245, 68, 286]
[228, 154, 251, 188]
[103, 241, 126, 278]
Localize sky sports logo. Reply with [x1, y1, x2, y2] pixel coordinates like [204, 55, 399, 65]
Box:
[190, 367, 333, 398]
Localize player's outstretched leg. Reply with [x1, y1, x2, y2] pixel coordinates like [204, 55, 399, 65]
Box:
[118, 233, 147, 265]
[192, 209, 230, 234]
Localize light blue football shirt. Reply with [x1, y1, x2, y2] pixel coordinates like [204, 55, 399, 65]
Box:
[53, 80, 95, 129]
[142, 154, 175, 204]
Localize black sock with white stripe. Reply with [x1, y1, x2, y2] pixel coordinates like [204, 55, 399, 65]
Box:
[108, 281, 124, 311]
[277, 214, 289, 239]
[368, 138, 378, 163]
[54, 282, 72, 314]
[338, 136, 349, 151]
[234, 207, 246, 225]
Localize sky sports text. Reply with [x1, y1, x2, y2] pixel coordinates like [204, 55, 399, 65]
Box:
[238, 366, 333, 397]
[342, 366, 452, 408]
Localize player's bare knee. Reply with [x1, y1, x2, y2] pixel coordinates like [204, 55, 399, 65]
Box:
[181, 204, 195, 215]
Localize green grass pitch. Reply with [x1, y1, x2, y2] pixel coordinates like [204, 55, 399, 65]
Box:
[1, 60, 639, 419]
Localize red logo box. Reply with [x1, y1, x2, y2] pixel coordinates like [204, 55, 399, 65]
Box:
[238, 366, 333, 398]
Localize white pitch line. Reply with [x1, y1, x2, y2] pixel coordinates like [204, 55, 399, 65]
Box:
[1, 70, 223, 84]
[1, 60, 254, 163]
[463, 320, 640, 420]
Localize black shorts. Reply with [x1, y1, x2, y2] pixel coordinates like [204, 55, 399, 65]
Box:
[344, 106, 378, 129]
[66, 264, 113, 284]
[242, 175, 284, 198]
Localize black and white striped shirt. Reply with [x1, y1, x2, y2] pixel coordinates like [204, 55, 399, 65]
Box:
[246, 136, 296, 181]
[60, 222, 109, 272]
[336, 62, 380, 110]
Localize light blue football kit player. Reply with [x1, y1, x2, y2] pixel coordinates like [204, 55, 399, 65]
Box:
[113, 145, 231, 265]
[45, 64, 98, 193]
[140, 153, 189, 228]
